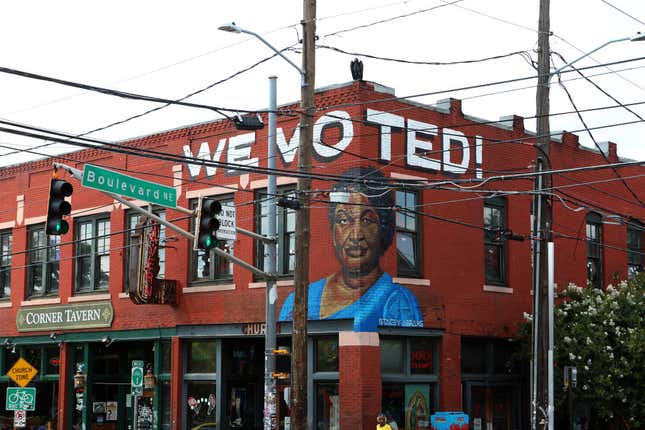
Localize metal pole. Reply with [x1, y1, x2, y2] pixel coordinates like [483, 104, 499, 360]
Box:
[548, 242, 555, 430]
[292, 2, 316, 429]
[264, 76, 278, 430]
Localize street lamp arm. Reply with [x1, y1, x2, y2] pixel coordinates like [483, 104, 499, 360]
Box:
[549, 32, 644, 84]
[218, 22, 305, 86]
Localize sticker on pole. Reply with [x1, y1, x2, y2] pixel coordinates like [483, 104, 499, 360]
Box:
[14, 410, 26, 427]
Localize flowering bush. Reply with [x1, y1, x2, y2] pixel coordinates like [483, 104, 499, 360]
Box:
[517, 273, 644, 428]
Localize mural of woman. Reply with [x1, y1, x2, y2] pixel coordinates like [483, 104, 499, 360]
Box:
[279, 166, 423, 332]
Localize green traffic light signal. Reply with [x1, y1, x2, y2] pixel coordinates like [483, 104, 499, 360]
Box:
[46, 179, 73, 235]
[196, 198, 222, 251]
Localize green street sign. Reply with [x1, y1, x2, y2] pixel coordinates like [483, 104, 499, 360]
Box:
[6, 387, 36, 411]
[131, 360, 144, 396]
[82, 164, 177, 209]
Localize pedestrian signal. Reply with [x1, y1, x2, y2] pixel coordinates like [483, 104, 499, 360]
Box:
[46, 179, 73, 235]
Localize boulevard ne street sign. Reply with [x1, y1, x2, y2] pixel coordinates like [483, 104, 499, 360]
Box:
[82, 164, 177, 209]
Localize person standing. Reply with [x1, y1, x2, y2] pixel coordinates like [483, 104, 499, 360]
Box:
[377, 413, 393, 430]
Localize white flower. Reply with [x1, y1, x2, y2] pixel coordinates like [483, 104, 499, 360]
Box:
[584, 365, 589, 371]
[564, 336, 572, 344]
[523, 312, 532, 322]
[569, 353, 576, 361]
[583, 384, 588, 390]
[606, 346, 612, 352]
[586, 337, 592, 345]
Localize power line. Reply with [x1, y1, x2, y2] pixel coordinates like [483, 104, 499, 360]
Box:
[316, 44, 531, 66]
[554, 65, 645, 207]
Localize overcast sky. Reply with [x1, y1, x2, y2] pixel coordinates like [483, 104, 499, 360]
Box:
[0, 0, 644, 169]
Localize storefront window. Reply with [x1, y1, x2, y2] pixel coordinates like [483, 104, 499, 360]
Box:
[381, 338, 404, 374]
[188, 341, 217, 373]
[315, 337, 338, 372]
[160, 340, 172, 374]
[381, 337, 439, 430]
[316, 382, 339, 430]
[186, 381, 217, 429]
[383, 383, 434, 430]
[410, 338, 434, 375]
[45, 347, 60, 375]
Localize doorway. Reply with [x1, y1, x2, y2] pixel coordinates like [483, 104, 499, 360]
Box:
[221, 339, 264, 430]
[466, 384, 520, 430]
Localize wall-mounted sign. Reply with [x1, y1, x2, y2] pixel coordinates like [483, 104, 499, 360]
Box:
[16, 302, 114, 332]
[241, 322, 266, 336]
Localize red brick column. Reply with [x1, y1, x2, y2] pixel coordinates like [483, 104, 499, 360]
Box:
[339, 331, 381, 430]
[439, 332, 462, 410]
[57, 342, 70, 430]
[170, 336, 182, 429]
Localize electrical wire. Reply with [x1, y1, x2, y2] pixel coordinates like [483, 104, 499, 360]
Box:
[555, 71, 645, 207]
[316, 44, 531, 66]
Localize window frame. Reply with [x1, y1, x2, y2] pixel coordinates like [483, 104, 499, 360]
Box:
[0, 230, 11, 300]
[484, 196, 507, 285]
[189, 196, 235, 284]
[396, 189, 422, 277]
[74, 215, 111, 293]
[586, 212, 603, 289]
[26, 225, 60, 298]
[256, 187, 296, 277]
[627, 219, 644, 278]
[124, 208, 166, 292]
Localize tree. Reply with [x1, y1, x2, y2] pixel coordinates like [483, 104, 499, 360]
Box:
[517, 273, 644, 429]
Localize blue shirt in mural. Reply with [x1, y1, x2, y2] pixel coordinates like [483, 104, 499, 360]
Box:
[278, 272, 423, 332]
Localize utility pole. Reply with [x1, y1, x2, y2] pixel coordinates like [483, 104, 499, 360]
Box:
[292, 1, 316, 429]
[533, 0, 551, 428]
[264, 76, 278, 430]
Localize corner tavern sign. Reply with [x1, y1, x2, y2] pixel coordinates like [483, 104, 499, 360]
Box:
[16, 302, 114, 332]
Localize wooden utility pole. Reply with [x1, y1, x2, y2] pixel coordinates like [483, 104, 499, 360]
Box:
[292, 1, 316, 430]
[533, 0, 552, 428]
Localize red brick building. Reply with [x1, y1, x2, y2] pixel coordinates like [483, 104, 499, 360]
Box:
[0, 80, 643, 430]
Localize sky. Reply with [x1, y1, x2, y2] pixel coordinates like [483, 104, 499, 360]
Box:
[0, 0, 644, 169]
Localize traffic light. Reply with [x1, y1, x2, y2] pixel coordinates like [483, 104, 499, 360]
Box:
[195, 198, 222, 250]
[46, 179, 73, 235]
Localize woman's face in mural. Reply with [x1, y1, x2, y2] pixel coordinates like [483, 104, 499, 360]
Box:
[332, 192, 383, 278]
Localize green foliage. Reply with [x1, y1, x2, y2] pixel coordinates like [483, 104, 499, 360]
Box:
[516, 273, 645, 427]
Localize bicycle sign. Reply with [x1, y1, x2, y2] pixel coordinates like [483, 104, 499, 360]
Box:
[6, 387, 36, 411]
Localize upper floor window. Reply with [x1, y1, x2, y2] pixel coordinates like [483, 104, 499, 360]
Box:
[484, 197, 506, 285]
[190, 197, 234, 283]
[75, 216, 110, 292]
[256, 188, 296, 276]
[0, 230, 11, 299]
[627, 219, 643, 278]
[27, 226, 59, 298]
[125, 209, 166, 291]
[396, 190, 421, 277]
[586, 212, 603, 289]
